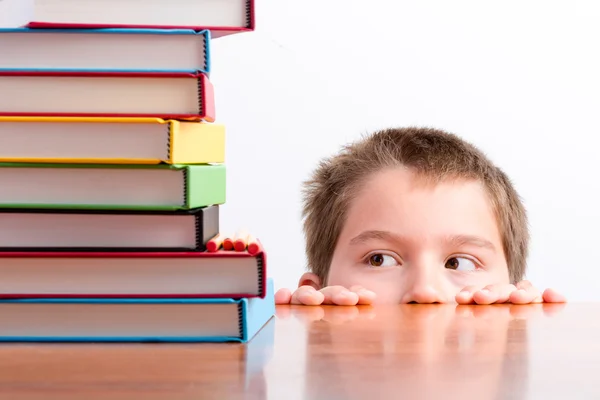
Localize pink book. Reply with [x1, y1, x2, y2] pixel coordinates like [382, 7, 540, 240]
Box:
[0, 247, 267, 299]
[0, 71, 215, 121]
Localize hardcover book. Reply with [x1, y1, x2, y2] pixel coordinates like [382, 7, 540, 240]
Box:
[0, 71, 215, 121]
[0, 246, 266, 298]
[0, 279, 275, 343]
[0, 206, 219, 252]
[0, 28, 211, 74]
[0, 163, 226, 210]
[0, 117, 225, 164]
[24, 0, 255, 38]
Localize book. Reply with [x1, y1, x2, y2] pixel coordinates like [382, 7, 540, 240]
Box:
[0, 279, 275, 343]
[0, 117, 225, 164]
[20, 0, 254, 38]
[0, 162, 226, 210]
[0, 28, 211, 74]
[0, 206, 219, 252]
[0, 246, 266, 298]
[0, 71, 215, 121]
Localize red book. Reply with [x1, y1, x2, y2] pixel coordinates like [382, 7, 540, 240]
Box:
[0, 71, 215, 121]
[0, 247, 267, 299]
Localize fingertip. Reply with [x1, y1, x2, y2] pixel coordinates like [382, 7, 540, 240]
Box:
[472, 289, 496, 305]
[297, 290, 325, 306]
[332, 290, 359, 306]
[509, 289, 531, 304]
[357, 289, 376, 305]
[455, 291, 473, 305]
[291, 285, 320, 305]
[274, 288, 292, 305]
[455, 286, 478, 304]
[542, 288, 567, 303]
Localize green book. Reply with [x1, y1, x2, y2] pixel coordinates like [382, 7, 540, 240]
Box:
[0, 162, 225, 210]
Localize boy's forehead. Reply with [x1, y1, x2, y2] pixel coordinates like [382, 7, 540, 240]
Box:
[344, 167, 499, 240]
[356, 166, 486, 199]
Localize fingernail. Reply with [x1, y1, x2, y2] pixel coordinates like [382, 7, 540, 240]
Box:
[339, 291, 358, 299]
[359, 289, 375, 297]
[480, 289, 490, 294]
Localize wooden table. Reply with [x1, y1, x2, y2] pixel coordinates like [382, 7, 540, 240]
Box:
[0, 303, 598, 400]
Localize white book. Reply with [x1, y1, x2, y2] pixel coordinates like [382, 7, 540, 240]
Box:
[0, 207, 219, 251]
[9, 0, 253, 38]
[0, 117, 225, 165]
[0, 248, 266, 297]
[0, 72, 214, 120]
[0, 280, 275, 342]
[0, 163, 226, 210]
[0, 28, 210, 73]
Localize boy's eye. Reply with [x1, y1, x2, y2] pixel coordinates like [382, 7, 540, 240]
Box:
[445, 257, 477, 271]
[367, 253, 397, 267]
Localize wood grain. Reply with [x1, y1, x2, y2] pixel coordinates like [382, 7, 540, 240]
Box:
[0, 303, 598, 400]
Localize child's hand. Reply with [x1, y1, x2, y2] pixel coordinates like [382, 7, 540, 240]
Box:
[274, 285, 376, 306]
[274, 280, 566, 305]
[455, 280, 567, 305]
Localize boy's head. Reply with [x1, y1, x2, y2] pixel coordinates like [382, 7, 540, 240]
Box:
[300, 127, 528, 304]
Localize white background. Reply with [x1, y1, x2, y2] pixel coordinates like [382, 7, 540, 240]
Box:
[210, 0, 600, 302]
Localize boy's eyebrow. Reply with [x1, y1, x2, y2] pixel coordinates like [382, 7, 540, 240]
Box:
[446, 234, 496, 252]
[349, 230, 405, 246]
[349, 230, 496, 252]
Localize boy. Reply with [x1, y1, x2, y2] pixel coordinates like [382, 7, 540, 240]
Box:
[275, 127, 566, 305]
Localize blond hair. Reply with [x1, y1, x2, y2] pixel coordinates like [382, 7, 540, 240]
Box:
[302, 127, 528, 284]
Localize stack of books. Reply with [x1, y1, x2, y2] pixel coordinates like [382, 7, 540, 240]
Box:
[0, 0, 274, 343]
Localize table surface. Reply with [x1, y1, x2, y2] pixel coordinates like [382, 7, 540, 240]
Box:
[0, 302, 598, 400]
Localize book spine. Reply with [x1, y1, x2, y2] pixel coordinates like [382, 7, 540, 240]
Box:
[195, 205, 219, 251]
[256, 252, 266, 297]
[182, 167, 189, 208]
[166, 121, 173, 162]
[201, 30, 211, 74]
[198, 73, 215, 122]
[246, 0, 255, 29]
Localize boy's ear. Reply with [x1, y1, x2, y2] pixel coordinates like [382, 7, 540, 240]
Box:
[298, 272, 322, 290]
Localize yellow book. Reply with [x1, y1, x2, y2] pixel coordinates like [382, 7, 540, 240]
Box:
[0, 117, 225, 164]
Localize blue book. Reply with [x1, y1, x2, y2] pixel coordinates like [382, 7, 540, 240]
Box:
[0, 279, 275, 343]
[0, 28, 211, 74]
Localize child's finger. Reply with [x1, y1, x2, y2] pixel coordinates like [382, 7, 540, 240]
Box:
[472, 283, 517, 305]
[291, 285, 325, 305]
[508, 287, 543, 304]
[471, 288, 498, 305]
[542, 288, 567, 303]
[455, 285, 480, 304]
[274, 288, 292, 305]
[348, 285, 376, 305]
[320, 286, 360, 305]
